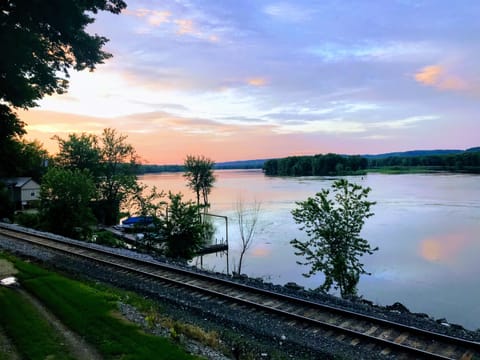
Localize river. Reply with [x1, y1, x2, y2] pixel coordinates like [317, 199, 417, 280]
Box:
[137, 170, 480, 330]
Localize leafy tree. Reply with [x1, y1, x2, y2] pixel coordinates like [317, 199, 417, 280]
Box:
[183, 155, 216, 211]
[97, 128, 138, 225]
[54, 128, 138, 225]
[161, 192, 206, 260]
[291, 179, 377, 298]
[125, 184, 165, 219]
[235, 198, 262, 275]
[39, 167, 96, 239]
[0, 0, 126, 135]
[0, 137, 49, 180]
[0, 105, 26, 178]
[54, 133, 101, 175]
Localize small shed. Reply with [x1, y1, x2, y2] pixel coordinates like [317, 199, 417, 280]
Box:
[2, 177, 40, 209]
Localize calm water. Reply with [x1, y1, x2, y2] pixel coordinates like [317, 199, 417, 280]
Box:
[138, 170, 480, 330]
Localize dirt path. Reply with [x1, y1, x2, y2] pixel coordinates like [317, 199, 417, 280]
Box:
[0, 259, 18, 278]
[17, 289, 103, 360]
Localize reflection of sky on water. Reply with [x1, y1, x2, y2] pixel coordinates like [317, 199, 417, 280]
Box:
[139, 171, 480, 330]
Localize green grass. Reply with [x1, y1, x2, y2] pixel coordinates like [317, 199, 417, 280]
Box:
[0, 287, 74, 359]
[3, 256, 199, 360]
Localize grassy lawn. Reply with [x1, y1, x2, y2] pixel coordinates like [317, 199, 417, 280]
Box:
[0, 286, 74, 359]
[0, 254, 200, 360]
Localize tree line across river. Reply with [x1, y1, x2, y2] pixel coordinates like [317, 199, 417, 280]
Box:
[262, 149, 480, 176]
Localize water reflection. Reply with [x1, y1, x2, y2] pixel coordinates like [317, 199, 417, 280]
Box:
[419, 232, 470, 263]
[138, 170, 480, 330]
[250, 244, 272, 258]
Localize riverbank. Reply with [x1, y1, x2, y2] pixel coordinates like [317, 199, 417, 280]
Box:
[1, 224, 479, 359]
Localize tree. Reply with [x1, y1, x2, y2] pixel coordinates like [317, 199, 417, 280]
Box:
[291, 179, 377, 298]
[235, 198, 261, 275]
[0, 105, 26, 178]
[97, 128, 138, 225]
[39, 167, 96, 239]
[17, 140, 49, 180]
[54, 133, 101, 175]
[124, 184, 166, 250]
[0, 0, 126, 134]
[54, 128, 138, 225]
[126, 184, 165, 219]
[161, 192, 206, 260]
[183, 155, 216, 211]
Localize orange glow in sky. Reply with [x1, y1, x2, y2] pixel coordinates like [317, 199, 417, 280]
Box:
[18, 2, 480, 164]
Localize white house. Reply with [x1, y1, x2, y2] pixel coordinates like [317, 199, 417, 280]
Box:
[2, 177, 40, 209]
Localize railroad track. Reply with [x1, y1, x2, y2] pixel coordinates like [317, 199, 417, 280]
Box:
[1, 224, 479, 359]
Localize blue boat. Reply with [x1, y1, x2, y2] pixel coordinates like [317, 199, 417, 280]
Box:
[121, 216, 154, 228]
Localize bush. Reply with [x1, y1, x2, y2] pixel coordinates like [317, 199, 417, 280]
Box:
[14, 211, 41, 229]
[91, 230, 125, 248]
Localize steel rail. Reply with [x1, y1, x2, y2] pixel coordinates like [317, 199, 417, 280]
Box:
[1, 225, 478, 359]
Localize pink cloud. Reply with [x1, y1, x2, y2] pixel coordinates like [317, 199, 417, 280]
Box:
[124, 8, 171, 26]
[414, 64, 468, 91]
[247, 77, 268, 87]
[175, 19, 195, 35]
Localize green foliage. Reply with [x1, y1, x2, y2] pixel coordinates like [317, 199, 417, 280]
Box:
[14, 139, 49, 181]
[0, 0, 126, 172]
[183, 155, 216, 209]
[96, 128, 138, 225]
[125, 187, 211, 259]
[54, 128, 139, 225]
[14, 211, 41, 229]
[39, 167, 96, 239]
[161, 192, 206, 260]
[291, 179, 377, 298]
[368, 151, 480, 173]
[0, 0, 126, 109]
[54, 133, 101, 175]
[264, 154, 368, 176]
[136, 164, 184, 174]
[10, 257, 199, 360]
[0, 131, 49, 180]
[92, 230, 125, 248]
[126, 183, 166, 218]
[0, 105, 25, 178]
[265, 150, 480, 176]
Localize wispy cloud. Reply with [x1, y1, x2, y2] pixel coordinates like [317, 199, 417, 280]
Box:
[264, 3, 313, 22]
[175, 19, 195, 34]
[307, 41, 437, 63]
[124, 8, 172, 26]
[275, 119, 366, 134]
[372, 115, 438, 129]
[20, 1, 480, 162]
[123, 6, 219, 42]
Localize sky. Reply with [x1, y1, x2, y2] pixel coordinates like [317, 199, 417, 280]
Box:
[21, 0, 480, 164]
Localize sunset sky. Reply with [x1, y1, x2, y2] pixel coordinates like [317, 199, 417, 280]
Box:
[21, 0, 480, 164]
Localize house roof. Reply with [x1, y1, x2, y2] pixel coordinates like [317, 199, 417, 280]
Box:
[1, 177, 39, 188]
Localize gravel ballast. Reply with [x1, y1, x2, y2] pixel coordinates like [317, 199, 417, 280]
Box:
[1, 223, 479, 359]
